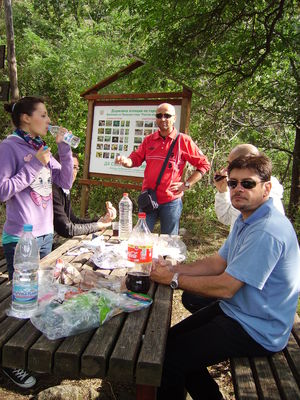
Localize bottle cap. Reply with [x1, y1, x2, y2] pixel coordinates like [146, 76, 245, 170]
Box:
[138, 212, 146, 219]
[43, 145, 48, 150]
[123, 193, 128, 196]
[23, 224, 33, 232]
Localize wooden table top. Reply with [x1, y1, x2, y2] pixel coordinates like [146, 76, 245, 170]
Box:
[0, 231, 172, 388]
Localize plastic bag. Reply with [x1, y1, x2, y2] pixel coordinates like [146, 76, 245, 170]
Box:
[91, 240, 132, 269]
[153, 235, 187, 262]
[31, 288, 152, 340]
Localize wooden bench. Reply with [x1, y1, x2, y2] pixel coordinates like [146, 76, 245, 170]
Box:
[231, 313, 300, 399]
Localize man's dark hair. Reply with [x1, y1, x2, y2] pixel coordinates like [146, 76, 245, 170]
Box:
[228, 154, 272, 182]
[4, 96, 45, 128]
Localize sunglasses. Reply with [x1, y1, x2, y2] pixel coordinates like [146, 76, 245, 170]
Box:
[156, 113, 174, 119]
[227, 179, 265, 190]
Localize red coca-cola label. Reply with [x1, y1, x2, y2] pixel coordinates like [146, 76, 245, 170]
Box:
[128, 244, 153, 263]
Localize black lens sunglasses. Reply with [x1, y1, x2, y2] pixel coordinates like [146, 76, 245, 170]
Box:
[156, 113, 174, 119]
[227, 179, 266, 190]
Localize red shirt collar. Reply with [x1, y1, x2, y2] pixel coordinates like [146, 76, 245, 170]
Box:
[153, 127, 178, 140]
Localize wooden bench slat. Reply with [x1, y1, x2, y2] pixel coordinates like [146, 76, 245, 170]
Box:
[0, 258, 7, 268]
[81, 313, 125, 378]
[251, 357, 281, 399]
[230, 357, 258, 399]
[0, 296, 11, 322]
[284, 334, 300, 387]
[107, 285, 156, 383]
[136, 285, 172, 386]
[270, 351, 300, 399]
[54, 330, 95, 377]
[0, 317, 27, 364]
[0, 282, 11, 303]
[2, 321, 41, 369]
[28, 335, 62, 373]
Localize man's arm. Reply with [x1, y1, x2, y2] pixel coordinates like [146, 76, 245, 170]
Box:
[151, 254, 243, 299]
[53, 184, 105, 238]
[172, 253, 227, 276]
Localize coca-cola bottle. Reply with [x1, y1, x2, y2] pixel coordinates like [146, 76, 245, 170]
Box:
[126, 213, 153, 293]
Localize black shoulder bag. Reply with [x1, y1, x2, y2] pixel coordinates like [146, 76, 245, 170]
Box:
[138, 133, 180, 213]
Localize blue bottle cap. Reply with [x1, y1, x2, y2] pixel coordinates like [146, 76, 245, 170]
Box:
[23, 224, 33, 232]
[43, 145, 48, 150]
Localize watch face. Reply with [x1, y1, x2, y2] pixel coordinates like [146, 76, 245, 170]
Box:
[170, 273, 179, 289]
[170, 282, 177, 289]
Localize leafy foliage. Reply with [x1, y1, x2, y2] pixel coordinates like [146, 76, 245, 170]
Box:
[0, 0, 299, 233]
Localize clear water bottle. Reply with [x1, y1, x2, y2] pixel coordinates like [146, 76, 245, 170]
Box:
[119, 193, 133, 240]
[126, 212, 153, 293]
[11, 224, 40, 318]
[48, 124, 80, 148]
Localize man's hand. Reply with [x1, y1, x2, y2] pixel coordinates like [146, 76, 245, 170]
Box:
[115, 155, 133, 168]
[169, 181, 185, 194]
[35, 146, 51, 166]
[214, 168, 228, 193]
[150, 256, 174, 285]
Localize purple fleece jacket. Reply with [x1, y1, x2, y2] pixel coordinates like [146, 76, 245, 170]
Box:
[0, 134, 73, 237]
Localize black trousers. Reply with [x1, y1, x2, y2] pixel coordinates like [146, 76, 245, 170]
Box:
[157, 302, 274, 400]
[182, 291, 217, 314]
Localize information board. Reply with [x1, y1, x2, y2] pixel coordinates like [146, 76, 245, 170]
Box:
[89, 104, 181, 177]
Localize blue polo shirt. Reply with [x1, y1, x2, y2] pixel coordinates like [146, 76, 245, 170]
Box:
[219, 198, 300, 352]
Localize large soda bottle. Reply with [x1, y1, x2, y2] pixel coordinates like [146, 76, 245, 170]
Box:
[48, 124, 80, 148]
[126, 213, 153, 293]
[11, 224, 40, 318]
[119, 193, 133, 240]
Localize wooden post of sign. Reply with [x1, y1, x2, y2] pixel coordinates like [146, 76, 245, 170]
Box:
[180, 86, 192, 133]
[80, 99, 95, 217]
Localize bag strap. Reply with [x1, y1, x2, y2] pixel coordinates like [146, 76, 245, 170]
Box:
[155, 133, 180, 190]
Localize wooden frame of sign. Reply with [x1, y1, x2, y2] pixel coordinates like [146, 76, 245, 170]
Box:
[79, 60, 192, 216]
[0, 45, 5, 69]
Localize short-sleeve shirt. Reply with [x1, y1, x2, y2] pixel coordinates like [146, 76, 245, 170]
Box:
[219, 198, 300, 352]
[129, 128, 210, 204]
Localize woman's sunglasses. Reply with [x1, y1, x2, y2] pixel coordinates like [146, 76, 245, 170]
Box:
[156, 113, 174, 119]
[227, 179, 265, 190]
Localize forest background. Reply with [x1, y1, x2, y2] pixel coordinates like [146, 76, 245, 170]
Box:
[0, 0, 299, 238]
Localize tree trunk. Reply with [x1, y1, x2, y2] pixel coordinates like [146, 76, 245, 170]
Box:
[288, 125, 300, 222]
[4, 0, 19, 101]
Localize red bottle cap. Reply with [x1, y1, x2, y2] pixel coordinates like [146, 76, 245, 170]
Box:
[138, 212, 146, 218]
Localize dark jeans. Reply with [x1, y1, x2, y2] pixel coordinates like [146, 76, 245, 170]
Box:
[182, 291, 218, 314]
[157, 302, 274, 400]
[3, 233, 53, 280]
[145, 198, 183, 235]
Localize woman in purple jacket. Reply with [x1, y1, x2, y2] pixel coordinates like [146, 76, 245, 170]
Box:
[0, 96, 73, 388]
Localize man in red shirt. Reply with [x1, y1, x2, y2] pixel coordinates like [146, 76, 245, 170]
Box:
[115, 103, 210, 234]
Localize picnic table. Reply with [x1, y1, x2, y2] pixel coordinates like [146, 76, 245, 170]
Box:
[0, 230, 173, 399]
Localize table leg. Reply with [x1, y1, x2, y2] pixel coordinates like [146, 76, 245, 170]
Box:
[136, 384, 156, 400]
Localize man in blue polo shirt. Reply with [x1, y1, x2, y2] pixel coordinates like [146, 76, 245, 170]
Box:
[151, 154, 300, 400]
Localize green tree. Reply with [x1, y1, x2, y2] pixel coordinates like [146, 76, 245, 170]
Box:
[111, 0, 300, 221]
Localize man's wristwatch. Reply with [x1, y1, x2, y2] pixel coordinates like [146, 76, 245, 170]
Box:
[184, 181, 190, 190]
[170, 273, 179, 289]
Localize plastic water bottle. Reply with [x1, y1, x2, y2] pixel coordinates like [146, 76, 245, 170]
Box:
[126, 212, 153, 293]
[48, 124, 80, 148]
[119, 193, 133, 240]
[11, 224, 40, 318]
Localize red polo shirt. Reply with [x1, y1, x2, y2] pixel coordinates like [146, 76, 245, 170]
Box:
[129, 128, 210, 204]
